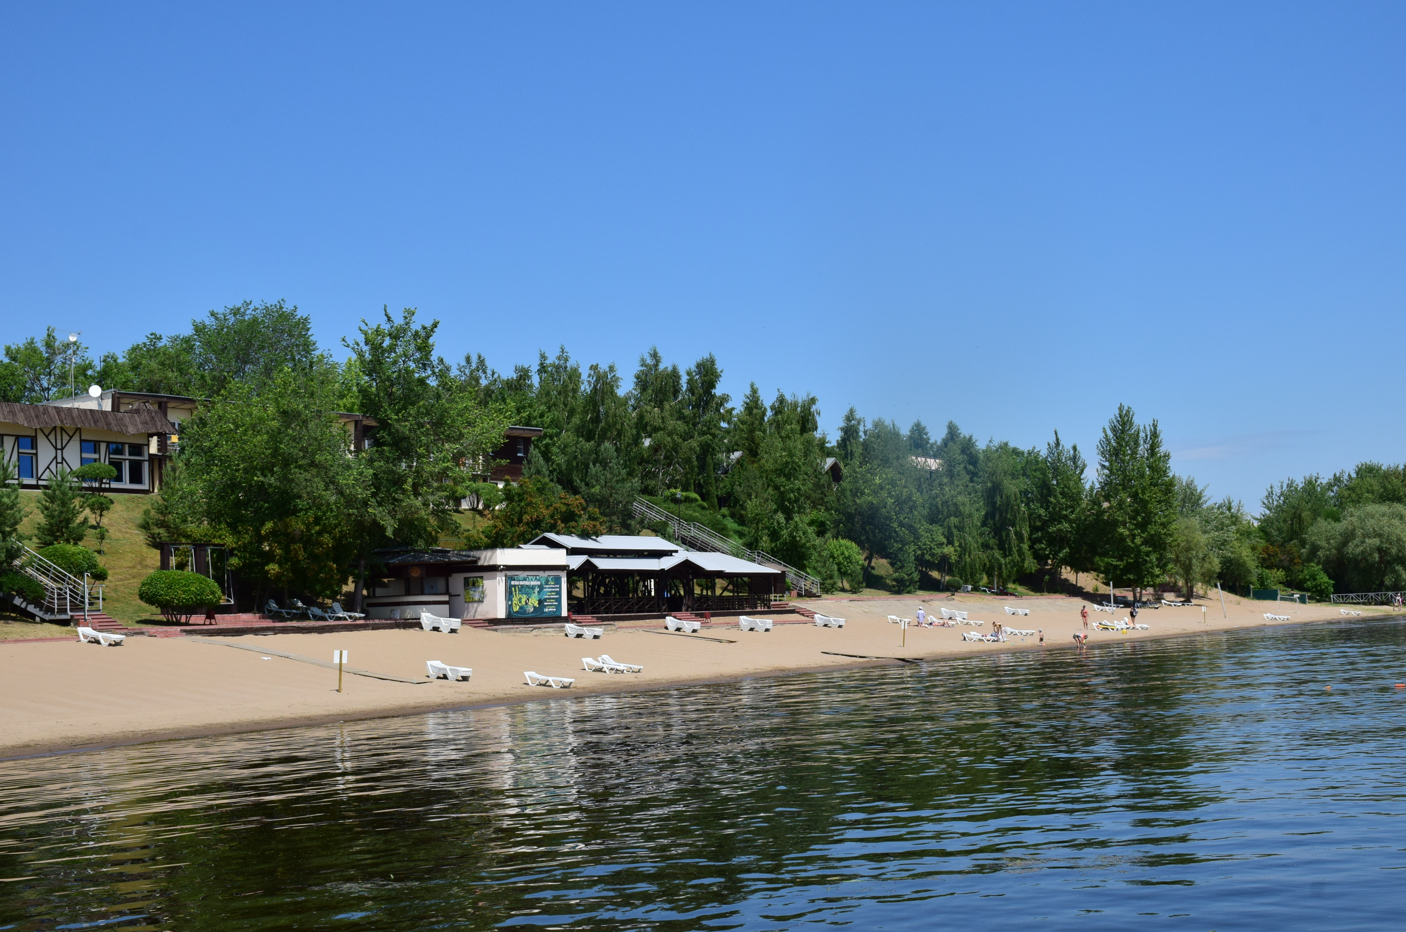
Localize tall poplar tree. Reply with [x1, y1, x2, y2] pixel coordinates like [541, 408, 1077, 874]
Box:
[1093, 404, 1177, 602]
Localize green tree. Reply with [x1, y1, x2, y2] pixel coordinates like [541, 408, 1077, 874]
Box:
[824, 538, 865, 592]
[191, 300, 323, 395]
[0, 459, 27, 564]
[1306, 503, 1406, 594]
[476, 477, 606, 548]
[34, 468, 88, 547]
[72, 462, 117, 554]
[1028, 431, 1089, 590]
[1169, 516, 1217, 600]
[0, 328, 95, 402]
[1093, 404, 1177, 602]
[94, 332, 198, 396]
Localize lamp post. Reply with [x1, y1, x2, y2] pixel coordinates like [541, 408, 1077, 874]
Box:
[68, 332, 79, 399]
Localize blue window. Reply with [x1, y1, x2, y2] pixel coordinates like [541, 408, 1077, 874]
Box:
[127, 460, 144, 486]
[15, 437, 35, 479]
[81, 440, 100, 469]
[108, 442, 125, 457]
[109, 460, 125, 484]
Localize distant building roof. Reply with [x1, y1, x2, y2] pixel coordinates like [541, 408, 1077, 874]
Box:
[911, 456, 944, 472]
[372, 547, 482, 566]
[530, 533, 683, 556]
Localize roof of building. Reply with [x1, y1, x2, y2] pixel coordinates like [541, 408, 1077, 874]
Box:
[0, 401, 176, 434]
[372, 547, 482, 566]
[504, 425, 544, 437]
[664, 551, 781, 575]
[530, 533, 683, 556]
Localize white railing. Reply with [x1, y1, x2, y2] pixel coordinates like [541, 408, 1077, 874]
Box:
[8, 541, 87, 619]
[632, 499, 821, 595]
[1331, 591, 1406, 605]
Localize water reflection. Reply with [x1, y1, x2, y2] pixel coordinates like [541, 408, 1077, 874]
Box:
[2, 618, 1405, 930]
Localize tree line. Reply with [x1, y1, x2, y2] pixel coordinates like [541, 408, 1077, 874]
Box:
[5, 302, 1402, 607]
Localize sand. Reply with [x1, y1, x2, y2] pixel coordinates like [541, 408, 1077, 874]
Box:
[0, 592, 1385, 758]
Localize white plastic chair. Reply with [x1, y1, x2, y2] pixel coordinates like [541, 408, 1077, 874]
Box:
[426, 660, 471, 681]
[582, 657, 608, 672]
[598, 654, 642, 673]
[565, 622, 604, 639]
[813, 613, 845, 628]
[76, 626, 126, 646]
[421, 612, 462, 633]
[665, 616, 701, 633]
[1004, 606, 1030, 616]
[1340, 609, 1363, 616]
[525, 671, 575, 688]
[1263, 613, 1290, 622]
[739, 616, 772, 632]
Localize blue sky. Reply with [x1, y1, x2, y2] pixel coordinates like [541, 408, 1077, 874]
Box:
[2, 2, 1403, 508]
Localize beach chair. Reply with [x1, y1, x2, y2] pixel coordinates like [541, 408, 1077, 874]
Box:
[665, 616, 701, 633]
[1263, 613, 1290, 622]
[957, 618, 982, 626]
[1004, 627, 1036, 637]
[564, 622, 604, 639]
[329, 602, 365, 620]
[582, 657, 608, 672]
[524, 671, 575, 688]
[598, 654, 642, 673]
[264, 599, 299, 620]
[1340, 609, 1363, 616]
[425, 660, 471, 681]
[814, 613, 845, 628]
[1131, 623, 1150, 630]
[288, 599, 312, 619]
[307, 606, 333, 621]
[887, 614, 901, 624]
[76, 626, 126, 646]
[961, 630, 987, 642]
[1004, 606, 1030, 617]
[739, 616, 773, 632]
[1093, 605, 1114, 613]
[420, 612, 462, 633]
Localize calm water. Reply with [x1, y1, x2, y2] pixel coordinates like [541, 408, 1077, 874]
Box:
[2, 619, 1405, 931]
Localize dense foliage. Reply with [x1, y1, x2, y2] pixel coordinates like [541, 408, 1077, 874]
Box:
[34, 544, 107, 582]
[138, 570, 224, 620]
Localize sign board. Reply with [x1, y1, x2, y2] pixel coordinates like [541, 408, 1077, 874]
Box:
[463, 576, 485, 603]
[507, 575, 562, 618]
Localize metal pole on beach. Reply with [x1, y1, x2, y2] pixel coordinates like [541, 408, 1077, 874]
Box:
[901, 617, 907, 648]
[1217, 583, 1228, 619]
[334, 650, 347, 692]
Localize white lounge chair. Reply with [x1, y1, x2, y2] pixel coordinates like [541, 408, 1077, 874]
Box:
[962, 631, 1003, 643]
[813, 613, 845, 628]
[1131, 623, 1150, 630]
[582, 657, 608, 672]
[1094, 618, 1130, 631]
[887, 614, 901, 624]
[957, 618, 983, 626]
[1093, 605, 1114, 613]
[329, 602, 366, 620]
[739, 616, 773, 632]
[665, 616, 701, 633]
[1004, 627, 1036, 637]
[425, 660, 471, 681]
[524, 671, 575, 688]
[1340, 609, 1363, 616]
[598, 654, 642, 673]
[564, 622, 604, 639]
[940, 608, 968, 622]
[76, 626, 126, 646]
[1004, 606, 1030, 616]
[420, 612, 462, 633]
[1264, 613, 1290, 622]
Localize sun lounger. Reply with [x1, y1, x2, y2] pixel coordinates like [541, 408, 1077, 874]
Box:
[1004, 606, 1030, 616]
[525, 671, 575, 688]
[420, 612, 462, 633]
[739, 616, 773, 632]
[564, 622, 604, 639]
[940, 608, 968, 622]
[582, 657, 608, 672]
[1004, 627, 1036, 637]
[1094, 619, 1131, 631]
[1340, 609, 1363, 616]
[329, 602, 365, 620]
[598, 654, 642, 673]
[288, 599, 312, 619]
[957, 618, 983, 626]
[76, 626, 126, 646]
[665, 616, 701, 633]
[813, 613, 845, 627]
[1263, 613, 1290, 622]
[962, 630, 1003, 643]
[1131, 623, 1150, 630]
[264, 599, 299, 620]
[1161, 599, 1193, 607]
[307, 606, 333, 621]
[425, 660, 471, 681]
[887, 614, 901, 624]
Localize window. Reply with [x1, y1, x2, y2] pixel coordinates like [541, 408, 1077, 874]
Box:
[81, 440, 100, 469]
[423, 576, 446, 595]
[15, 437, 35, 480]
[516, 438, 525, 458]
[108, 440, 148, 486]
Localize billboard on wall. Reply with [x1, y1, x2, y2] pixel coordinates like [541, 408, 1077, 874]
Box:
[507, 575, 562, 618]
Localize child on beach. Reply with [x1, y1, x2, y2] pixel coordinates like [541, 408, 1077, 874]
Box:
[1039, 629, 1044, 645]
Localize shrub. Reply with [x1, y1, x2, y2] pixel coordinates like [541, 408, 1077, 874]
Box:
[945, 576, 964, 591]
[34, 544, 108, 582]
[0, 570, 45, 606]
[138, 570, 223, 621]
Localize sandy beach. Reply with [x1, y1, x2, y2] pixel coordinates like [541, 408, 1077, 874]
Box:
[0, 592, 1386, 758]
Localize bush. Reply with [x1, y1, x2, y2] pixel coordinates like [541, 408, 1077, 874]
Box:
[138, 570, 223, 621]
[34, 544, 108, 582]
[0, 570, 45, 605]
[945, 576, 964, 591]
[1298, 562, 1334, 601]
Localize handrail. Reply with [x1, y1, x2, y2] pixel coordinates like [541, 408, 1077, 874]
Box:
[632, 499, 821, 595]
[1330, 591, 1406, 605]
[8, 541, 86, 618]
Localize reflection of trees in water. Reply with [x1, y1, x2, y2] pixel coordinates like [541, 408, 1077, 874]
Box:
[7, 623, 1399, 929]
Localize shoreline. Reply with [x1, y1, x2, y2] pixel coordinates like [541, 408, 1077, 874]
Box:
[0, 594, 1390, 761]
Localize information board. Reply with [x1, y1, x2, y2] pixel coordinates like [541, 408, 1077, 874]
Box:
[463, 576, 485, 603]
[507, 575, 562, 618]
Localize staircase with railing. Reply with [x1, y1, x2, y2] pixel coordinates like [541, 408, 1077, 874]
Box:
[632, 499, 821, 596]
[5, 541, 89, 621]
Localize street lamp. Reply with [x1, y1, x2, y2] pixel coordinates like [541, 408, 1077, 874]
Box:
[67, 332, 80, 400]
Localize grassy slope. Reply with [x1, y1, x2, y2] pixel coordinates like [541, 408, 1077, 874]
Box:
[17, 491, 163, 625]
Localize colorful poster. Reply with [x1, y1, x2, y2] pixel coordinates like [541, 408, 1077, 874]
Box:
[463, 577, 485, 603]
[508, 575, 562, 618]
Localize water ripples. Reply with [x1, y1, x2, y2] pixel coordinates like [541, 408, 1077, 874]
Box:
[2, 619, 1405, 930]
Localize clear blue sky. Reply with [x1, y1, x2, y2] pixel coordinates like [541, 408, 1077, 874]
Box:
[3, 2, 1403, 508]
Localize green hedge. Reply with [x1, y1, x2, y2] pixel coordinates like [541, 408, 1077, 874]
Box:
[0, 571, 45, 606]
[945, 576, 964, 591]
[34, 544, 108, 582]
[139, 570, 224, 621]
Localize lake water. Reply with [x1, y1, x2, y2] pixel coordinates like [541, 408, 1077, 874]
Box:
[2, 618, 1405, 931]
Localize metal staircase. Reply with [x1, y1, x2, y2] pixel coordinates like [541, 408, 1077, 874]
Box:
[5, 542, 89, 621]
[632, 499, 821, 596]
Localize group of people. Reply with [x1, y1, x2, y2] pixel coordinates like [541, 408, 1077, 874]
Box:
[911, 606, 1045, 644]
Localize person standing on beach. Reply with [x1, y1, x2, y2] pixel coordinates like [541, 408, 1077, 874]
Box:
[916, 607, 926, 627]
[1081, 605, 1089, 630]
[1130, 605, 1139, 627]
[1039, 629, 1045, 645]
